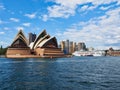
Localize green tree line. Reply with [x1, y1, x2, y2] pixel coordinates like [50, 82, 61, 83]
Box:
[0, 46, 8, 55]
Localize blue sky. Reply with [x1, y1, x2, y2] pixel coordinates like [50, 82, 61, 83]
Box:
[0, 0, 120, 49]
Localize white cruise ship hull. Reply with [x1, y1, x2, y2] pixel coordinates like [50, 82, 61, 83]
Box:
[73, 50, 105, 57]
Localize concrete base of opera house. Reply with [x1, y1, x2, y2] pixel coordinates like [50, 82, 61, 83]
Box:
[6, 47, 67, 58]
[6, 55, 67, 58]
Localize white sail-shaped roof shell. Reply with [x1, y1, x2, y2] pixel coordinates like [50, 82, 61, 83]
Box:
[33, 34, 50, 49]
[37, 37, 57, 48]
[32, 30, 47, 49]
[11, 30, 28, 46]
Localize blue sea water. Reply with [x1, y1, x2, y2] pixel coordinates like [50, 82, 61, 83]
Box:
[0, 56, 120, 90]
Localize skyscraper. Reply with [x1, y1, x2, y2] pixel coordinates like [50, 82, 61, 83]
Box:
[60, 40, 70, 54]
[28, 33, 36, 44]
[65, 40, 69, 54]
[60, 40, 87, 54]
[69, 41, 74, 54]
[77, 42, 86, 51]
[73, 42, 77, 51]
[60, 41, 65, 51]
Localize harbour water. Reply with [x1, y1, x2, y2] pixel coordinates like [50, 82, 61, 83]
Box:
[0, 56, 120, 90]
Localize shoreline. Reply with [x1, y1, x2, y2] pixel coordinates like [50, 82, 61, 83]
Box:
[5, 55, 72, 58]
[0, 55, 5, 58]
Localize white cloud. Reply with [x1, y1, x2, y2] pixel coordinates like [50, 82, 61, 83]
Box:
[80, 5, 89, 11]
[3, 27, 10, 30]
[0, 32, 5, 34]
[16, 27, 24, 31]
[117, 1, 120, 5]
[23, 23, 31, 27]
[0, 4, 5, 10]
[55, 7, 120, 49]
[42, 15, 48, 21]
[100, 6, 110, 10]
[25, 13, 36, 19]
[80, 5, 96, 11]
[100, 4, 116, 10]
[47, 5, 75, 18]
[88, 5, 97, 10]
[10, 18, 20, 22]
[0, 41, 9, 47]
[43, 0, 119, 21]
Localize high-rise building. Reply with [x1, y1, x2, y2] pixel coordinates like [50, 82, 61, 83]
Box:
[77, 42, 86, 51]
[65, 40, 69, 54]
[60, 40, 70, 54]
[73, 42, 77, 51]
[69, 41, 74, 54]
[60, 40, 87, 54]
[29, 33, 36, 44]
[60, 41, 65, 51]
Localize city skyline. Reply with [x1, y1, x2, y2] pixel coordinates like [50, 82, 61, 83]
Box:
[60, 40, 87, 54]
[0, 0, 120, 49]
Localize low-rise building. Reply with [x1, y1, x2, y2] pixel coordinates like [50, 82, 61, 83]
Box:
[107, 48, 120, 56]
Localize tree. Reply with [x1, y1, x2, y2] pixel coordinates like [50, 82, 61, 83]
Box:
[0, 45, 2, 50]
[0, 47, 8, 55]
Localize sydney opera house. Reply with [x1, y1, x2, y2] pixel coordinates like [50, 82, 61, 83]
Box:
[6, 30, 64, 58]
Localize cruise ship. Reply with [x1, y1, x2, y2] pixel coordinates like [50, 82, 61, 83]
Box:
[72, 50, 105, 56]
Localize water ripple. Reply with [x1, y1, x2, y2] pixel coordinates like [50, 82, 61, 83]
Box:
[0, 57, 120, 90]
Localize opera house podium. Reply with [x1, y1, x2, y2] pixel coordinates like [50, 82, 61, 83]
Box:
[6, 30, 65, 58]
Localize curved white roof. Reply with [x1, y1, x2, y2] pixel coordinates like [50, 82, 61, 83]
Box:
[33, 34, 50, 49]
[37, 37, 56, 48]
[29, 42, 34, 49]
[32, 30, 47, 49]
[11, 30, 28, 46]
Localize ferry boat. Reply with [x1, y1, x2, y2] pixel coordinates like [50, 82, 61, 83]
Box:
[72, 50, 105, 56]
